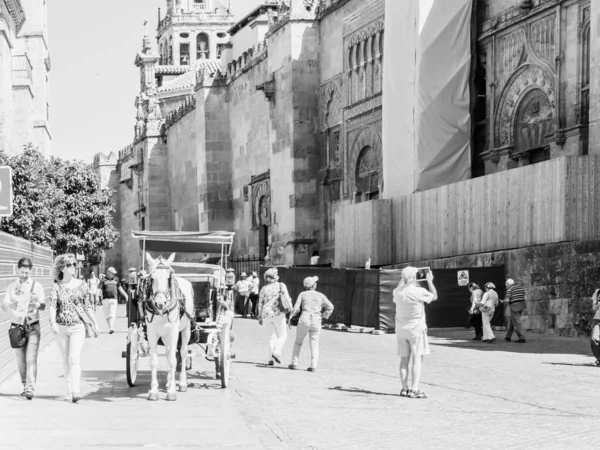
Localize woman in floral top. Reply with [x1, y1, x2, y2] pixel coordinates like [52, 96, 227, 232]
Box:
[48, 254, 99, 403]
[258, 268, 292, 366]
[288, 276, 334, 372]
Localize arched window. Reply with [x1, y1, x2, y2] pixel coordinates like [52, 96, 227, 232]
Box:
[180, 42, 190, 65]
[355, 145, 380, 202]
[581, 23, 590, 126]
[197, 33, 210, 59]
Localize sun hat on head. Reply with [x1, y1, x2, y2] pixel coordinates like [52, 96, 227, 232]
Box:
[485, 282, 496, 290]
[264, 268, 278, 281]
[240, 272, 247, 278]
[128, 267, 136, 272]
[252, 271, 258, 277]
[303, 276, 319, 288]
[107, 267, 117, 274]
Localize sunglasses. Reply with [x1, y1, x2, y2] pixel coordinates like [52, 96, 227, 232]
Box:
[64, 263, 76, 268]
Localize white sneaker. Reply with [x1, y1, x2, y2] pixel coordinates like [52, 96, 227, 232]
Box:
[63, 394, 73, 402]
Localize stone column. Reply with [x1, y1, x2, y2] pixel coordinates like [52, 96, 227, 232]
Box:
[589, 0, 600, 154]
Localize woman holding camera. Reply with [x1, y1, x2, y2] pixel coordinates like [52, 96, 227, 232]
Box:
[48, 254, 99, 403]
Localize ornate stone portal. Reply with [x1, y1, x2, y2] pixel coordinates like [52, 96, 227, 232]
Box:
[249, 171, 271, 230]
[347, 126, 382, 199]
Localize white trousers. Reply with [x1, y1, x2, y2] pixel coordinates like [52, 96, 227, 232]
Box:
[264, 314, 288, 361]
[103, 298, 118, 330]
[292, 322, 321, 369]
[55, 323, 86, 396]
[482, 309, 495, 340]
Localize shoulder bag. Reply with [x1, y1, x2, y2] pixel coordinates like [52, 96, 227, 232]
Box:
[278, 282, 293, 313]
[61, 284, 96, 339]
[8, 281, 37, 349]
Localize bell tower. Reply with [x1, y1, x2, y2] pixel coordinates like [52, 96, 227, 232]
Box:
[156, 0, 235, 66]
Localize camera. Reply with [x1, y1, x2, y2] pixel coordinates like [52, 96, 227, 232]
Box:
[416, 267, 431, 281]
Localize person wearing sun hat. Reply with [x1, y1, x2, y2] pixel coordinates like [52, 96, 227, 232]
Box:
[476, 282, 498, 343]
[288, 276, 334, 372]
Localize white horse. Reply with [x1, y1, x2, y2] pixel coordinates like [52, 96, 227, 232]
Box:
[143, 252, 193, 401]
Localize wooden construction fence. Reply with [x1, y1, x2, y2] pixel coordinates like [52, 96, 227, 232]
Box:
[334, 199, 393, 268]
[0, 232, 54, 383]
[334, 156, 600, 267]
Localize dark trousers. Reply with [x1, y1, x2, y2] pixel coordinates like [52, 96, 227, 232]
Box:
[469, 313, 483, 338]
[590, 319, 600, 361]
[247, 293, 259, 317]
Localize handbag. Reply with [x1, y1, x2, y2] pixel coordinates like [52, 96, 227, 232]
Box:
[289, 309, 301, 327]
[9, 324, 29, 349]
[278, 283, 293, 313]
[7, 281, 37, 349]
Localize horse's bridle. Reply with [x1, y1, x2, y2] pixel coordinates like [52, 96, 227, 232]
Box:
[142, 264, 181, 323]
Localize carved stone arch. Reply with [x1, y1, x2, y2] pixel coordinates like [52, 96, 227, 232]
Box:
[513, 87, 554, 154]
[251, 177, 270, 229]
[495, 64, 556, 147]
[347, 126, 383, 196]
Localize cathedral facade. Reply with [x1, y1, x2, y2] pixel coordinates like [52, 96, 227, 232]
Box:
[0, 0, 52, 156]
[95, 0, 600, 334]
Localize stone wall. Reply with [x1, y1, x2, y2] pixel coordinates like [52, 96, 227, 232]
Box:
[388, 240, 600, 336]
[146, 139, 171, 233]
[228, 53, 271, 255]
[166, 109, 200, 232]
[198, 81, 234, 233]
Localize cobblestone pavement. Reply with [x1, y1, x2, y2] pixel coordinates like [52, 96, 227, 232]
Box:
[2, 306, 600, 449]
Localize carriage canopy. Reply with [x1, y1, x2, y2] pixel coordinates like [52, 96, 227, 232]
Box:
[131, 231, 235, 256]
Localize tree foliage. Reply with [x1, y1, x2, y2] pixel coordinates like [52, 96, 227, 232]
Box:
[0, 145, 119, 265]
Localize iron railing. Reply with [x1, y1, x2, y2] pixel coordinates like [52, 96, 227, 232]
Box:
[228, 254, 264, 278]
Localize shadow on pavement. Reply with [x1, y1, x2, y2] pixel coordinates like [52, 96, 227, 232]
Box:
[542, 362, 599, 368]
[78, 369, 224, 401]
[328, 386, 398, 397]
[427, 329, 592, 356]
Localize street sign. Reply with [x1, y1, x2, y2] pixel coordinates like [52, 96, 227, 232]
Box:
[0, 166, 13, 217]
[457, 270, 469, 286]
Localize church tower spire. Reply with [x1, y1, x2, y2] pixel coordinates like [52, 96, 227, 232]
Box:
[156, 0, 235, 66]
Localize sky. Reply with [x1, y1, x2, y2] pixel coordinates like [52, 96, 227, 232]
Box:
[47, 0, 263, 163]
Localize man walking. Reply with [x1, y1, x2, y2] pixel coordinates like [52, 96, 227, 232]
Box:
[2, 258, 46, 400]
[98, 267, 128, 334]
[248, 271, 259, 318]
[394, 267, 438, 399]
[234, 272, 250, 317]
[502, 278, 526, 343]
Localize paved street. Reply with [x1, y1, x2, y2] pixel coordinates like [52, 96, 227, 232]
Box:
[2, 306, 600, 449]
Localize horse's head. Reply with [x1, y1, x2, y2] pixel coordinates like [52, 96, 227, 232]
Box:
[146, 252, 176, 313]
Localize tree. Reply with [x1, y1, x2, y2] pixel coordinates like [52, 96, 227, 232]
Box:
[0, 145, 119, 264]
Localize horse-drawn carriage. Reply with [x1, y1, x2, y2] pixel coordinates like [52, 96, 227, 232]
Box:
[123, 230, 236, 400]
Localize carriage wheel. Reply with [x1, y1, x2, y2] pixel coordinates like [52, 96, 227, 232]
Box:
[126, 323, 140, 387]
[219, 325, 231, 388]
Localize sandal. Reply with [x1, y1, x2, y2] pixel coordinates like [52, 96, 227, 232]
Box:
[408, 390, 428, 399]
[399, 388, 409, 397]
[288, 364, 297, 370]
[595, 360, 600, 367]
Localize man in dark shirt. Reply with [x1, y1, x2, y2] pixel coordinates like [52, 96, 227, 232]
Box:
[501, 278, 526, 343]
[99, 267, 128, 334]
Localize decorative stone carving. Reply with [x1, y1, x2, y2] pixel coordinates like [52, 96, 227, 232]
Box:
[498, 28, 526, 91]
[529, 14, 556, 64]
[346, 20, 384, 105]
[495, 65, 556, 147]
[256, 74, 276, 103]
[346, 126, 382, 196]
[250, 172, 270, 229]
[320, 78, 343, 131]
[514, 89, 554, 153]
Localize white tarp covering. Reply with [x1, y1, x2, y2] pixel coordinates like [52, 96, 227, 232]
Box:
[383, 0, 472, 196]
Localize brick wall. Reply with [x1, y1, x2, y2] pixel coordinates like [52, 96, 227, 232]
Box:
[0, 232, 53, 383]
